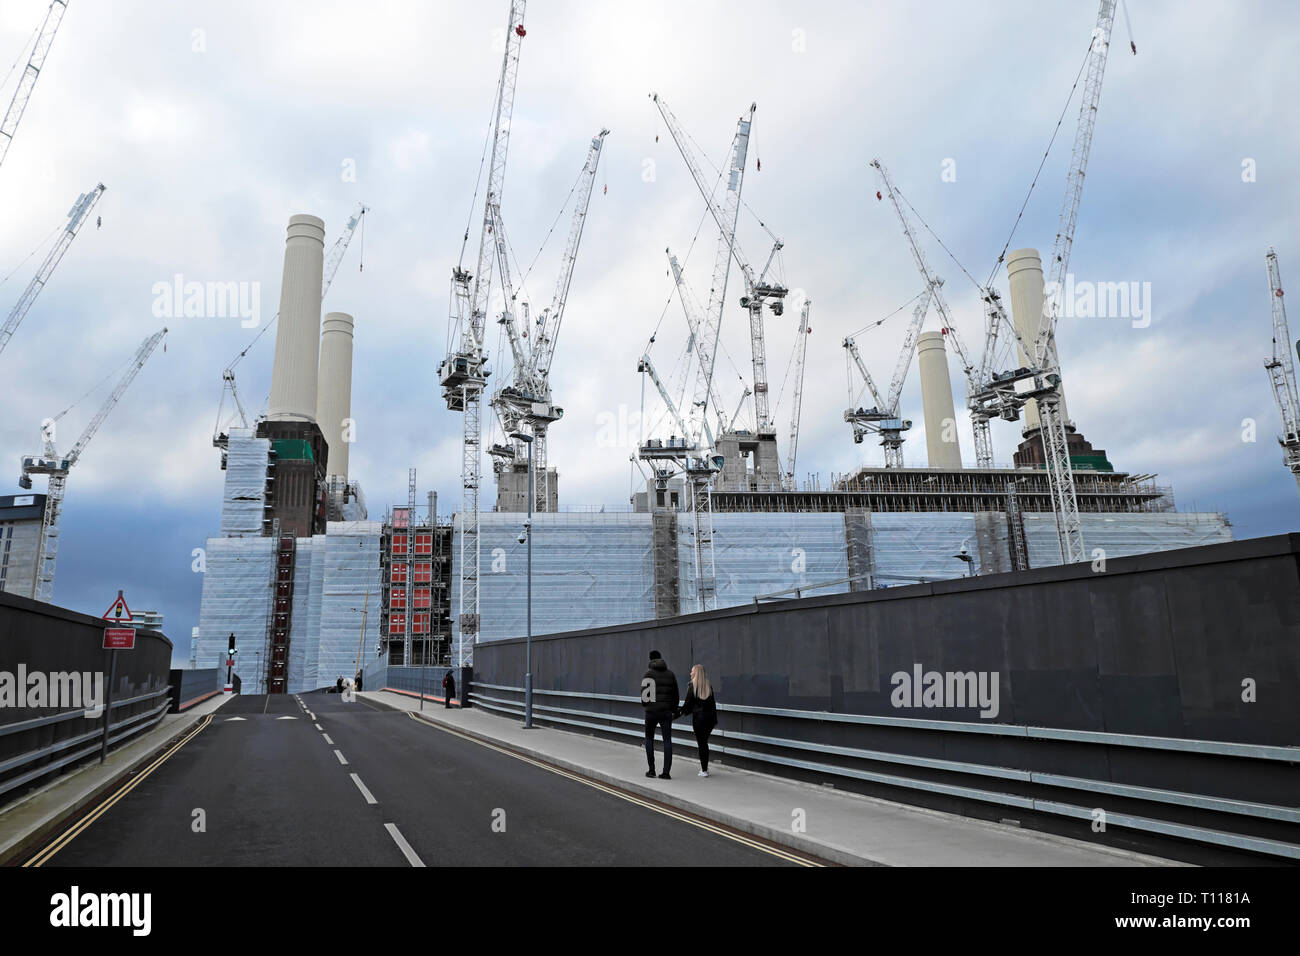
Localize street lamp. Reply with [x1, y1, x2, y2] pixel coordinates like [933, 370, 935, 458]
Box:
[952, 540, 974, 577]
[510, 430, 535, 729]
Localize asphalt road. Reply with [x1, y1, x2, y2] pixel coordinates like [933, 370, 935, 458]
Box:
[31, 691, 801, 866]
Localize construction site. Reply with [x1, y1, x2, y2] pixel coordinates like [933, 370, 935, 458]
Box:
[0, 1, 1294, 698]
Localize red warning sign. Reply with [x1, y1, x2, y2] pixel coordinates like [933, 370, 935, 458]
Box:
[103, 628, 136, 650]
[101, 593, 133, 623]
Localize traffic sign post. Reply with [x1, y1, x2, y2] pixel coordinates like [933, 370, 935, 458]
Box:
[100, 590, 135, 763]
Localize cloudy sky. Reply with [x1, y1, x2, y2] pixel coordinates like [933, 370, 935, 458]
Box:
[0, 1, 1296, 663]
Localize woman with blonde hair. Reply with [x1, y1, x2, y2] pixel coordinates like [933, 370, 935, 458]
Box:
[679, 664, 718, 777]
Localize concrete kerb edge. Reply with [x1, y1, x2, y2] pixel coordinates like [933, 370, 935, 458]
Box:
[402, 704, 878, 867]
[0, 694, 232, 866]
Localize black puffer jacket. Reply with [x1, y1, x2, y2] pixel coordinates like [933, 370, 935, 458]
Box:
[680, 682, 717, 730]
[640, 658, 679, 713]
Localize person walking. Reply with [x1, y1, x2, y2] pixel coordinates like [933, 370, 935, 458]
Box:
[442, 670, 456, 709]
[679, 664, 718, 777]
[640, 650, 679, 780]
[335, 676, 344, 694]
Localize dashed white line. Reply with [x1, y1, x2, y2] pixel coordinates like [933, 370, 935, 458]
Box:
[334, 749, 348, 765]
[314, 723, 322, 731]
[384, 823, 425, 867]
[350, 773, 378, 805]
[322, 733, 335, 745]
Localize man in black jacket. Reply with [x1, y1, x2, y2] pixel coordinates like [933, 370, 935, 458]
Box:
[640, 650, 679, 780]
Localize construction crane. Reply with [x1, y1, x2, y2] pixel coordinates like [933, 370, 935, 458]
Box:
[638, 103, 754, 612]
[0, 0, 68, 173]
[843, 286, 932, 466]
[972, 0, 1117, 565]
[213, 202, 368, 451]
[19, 327, 167, 602]
[871, 159, 992, 467]
[0, 183, 105, 357]
[1264, 249, 1300, 492]
[784, 299, 811, 487]
[651, 94, 788, 440]
[439, 0, 526, 661]
[491, 128, 607, 513]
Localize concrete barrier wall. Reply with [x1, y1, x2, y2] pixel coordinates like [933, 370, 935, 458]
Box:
[0, 590, 174, 803]
[471, 534, 1300, 860]
[168, 667, 224, 712]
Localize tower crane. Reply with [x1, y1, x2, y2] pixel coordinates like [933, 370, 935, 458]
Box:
[972, 0, 1117, 565]
[491, 128, 607, 513]
[638, 103, 754, 612]
[0, 0, 68, 173]
[871, 159, 992, 466]
[19, 327, 167, 602]
[650, 94, 787, 444]
[213, 202, 368, 452]
[1264, 249, 1300, 492]
[784, 299, 811, 487]
[0, 183, 105, 357]
[439, 0, 525, 661]
[666, 248, 730, 448]
[843, 286, 932, 466]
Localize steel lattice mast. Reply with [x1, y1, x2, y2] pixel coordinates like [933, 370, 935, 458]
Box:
[439, 1, 525, 663]
[0, 0, 68, 173]
[1264, 249, 1300, 492]
[0, 183, 104, 357]
[785, 300, 811, 485]
[20, 328, 167, 602]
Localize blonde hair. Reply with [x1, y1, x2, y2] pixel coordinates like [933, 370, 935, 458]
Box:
[691, 664, 712, 700]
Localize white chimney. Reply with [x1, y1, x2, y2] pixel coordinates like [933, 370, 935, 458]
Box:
[267, 214, 326, 423]
[316, 311, 355, 479]
[917, 330, 963, 469]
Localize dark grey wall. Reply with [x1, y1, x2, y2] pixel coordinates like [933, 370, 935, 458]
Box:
[475, 534, 1300, 745]
[1, 589, 174, 799]
[168, 667, 224, 712]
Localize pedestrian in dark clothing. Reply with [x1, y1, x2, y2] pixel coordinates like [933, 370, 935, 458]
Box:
[679, 664, 718, 776]
[335, 676, 344, 694]
[640, 650, 679, 779]
[355, 672, 363, 692]
[442, 671, 456, 708]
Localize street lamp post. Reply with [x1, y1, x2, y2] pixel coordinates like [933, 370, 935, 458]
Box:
[511, 430, 535, 729]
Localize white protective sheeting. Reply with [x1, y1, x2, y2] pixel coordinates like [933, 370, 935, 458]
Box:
[195, 536, 274, 690]
[315, 521, 384, 688]
[679, 512, 850, 609]
[452, 512, 655, 653]
[1023, 512, 1232, 568]
[219, 430, 269, 536]
[869, 512, 980, 584]
[286, 538, 316, 694]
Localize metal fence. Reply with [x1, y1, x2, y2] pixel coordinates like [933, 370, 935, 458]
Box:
[468, 680, 1300, 863]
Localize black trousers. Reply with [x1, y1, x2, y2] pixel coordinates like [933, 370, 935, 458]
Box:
[694, 723, 714, 771]
[644, 712, 672, 773]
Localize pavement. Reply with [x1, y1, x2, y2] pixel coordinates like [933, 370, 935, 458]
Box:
[15, 690, 807, 867]
[0, 691, 233, 866]
[365, 690, 1180, 868]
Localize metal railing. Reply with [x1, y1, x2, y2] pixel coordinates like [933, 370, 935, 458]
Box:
[0, 685, 173, 802]
[468, 681, 1300, 861]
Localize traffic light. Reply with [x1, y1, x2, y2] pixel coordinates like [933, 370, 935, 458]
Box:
[227, 633, 237, 657]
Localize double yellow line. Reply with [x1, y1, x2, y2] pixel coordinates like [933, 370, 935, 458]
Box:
[24, 714, 214, 867]
[406, 712, 823, 867]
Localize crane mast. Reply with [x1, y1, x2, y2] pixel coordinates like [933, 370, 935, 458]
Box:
[638, 104, 753, 613]
[1265, 249, 1300, 492]
[785, 300, 811, 487]
[0, 0, 68, 173]
[20, 328, 167, 602]
[440, 0, 525, 661]
[0, 183, 105, 357]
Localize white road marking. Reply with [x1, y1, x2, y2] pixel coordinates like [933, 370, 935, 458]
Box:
[334, 749, 348, 765]
[314, 723, 322, 731]
[276, 716, 297, 720]
[322, 733, 335, 745]
[350, 773, 378, 805]
[224, 717, 247, 722]
[384, 823, 425, 867]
